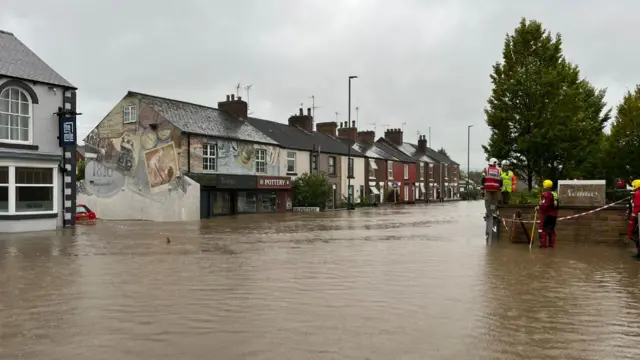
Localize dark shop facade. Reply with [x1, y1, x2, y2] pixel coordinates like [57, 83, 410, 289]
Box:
[191, 174, 293, 218]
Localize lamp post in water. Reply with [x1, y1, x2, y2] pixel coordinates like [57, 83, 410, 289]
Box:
[467, 125, 473, 196]
[348, 75, 358, 210]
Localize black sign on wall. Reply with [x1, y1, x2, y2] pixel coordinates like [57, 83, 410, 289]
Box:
[217, 175, 257, 189]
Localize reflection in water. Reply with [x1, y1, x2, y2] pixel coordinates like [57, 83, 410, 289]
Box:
[1, 201, 640, 360]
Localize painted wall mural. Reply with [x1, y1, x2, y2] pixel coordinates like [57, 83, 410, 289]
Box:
[80, 99, 190, 202]
[186, 136, 280, 176]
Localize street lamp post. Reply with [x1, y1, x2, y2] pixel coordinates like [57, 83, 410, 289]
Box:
[348, 75, 358, 210]
[466, 125, 473, 196]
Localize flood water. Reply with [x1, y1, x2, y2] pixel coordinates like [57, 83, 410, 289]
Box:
[2, 201, 640, 360]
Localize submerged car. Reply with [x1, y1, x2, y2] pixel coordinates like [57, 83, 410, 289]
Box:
[76, 204, 97, 221]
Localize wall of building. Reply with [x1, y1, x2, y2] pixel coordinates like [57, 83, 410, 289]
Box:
[181, 135, 281, 176]
[340, 156, 365, 203]
[0, 80, 69, 230]
[280, 148, 310, 179]
[318, 153, 342, 205]
[78, 95, 199, 221]
[497, 204, 628, 245]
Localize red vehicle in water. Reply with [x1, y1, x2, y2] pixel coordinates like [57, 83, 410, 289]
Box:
[76, 204, 97, 222]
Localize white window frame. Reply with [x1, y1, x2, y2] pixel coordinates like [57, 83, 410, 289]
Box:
[404, 184, 409, 201]
[368, 159, 376, 179]
[286, 151, 296, 173]
[444, 165, 448, 178]
[420, 162, 425, 180]
[429, 163, 434, 178]
[404, 164, 408, 180]
[123, 105, 137, 123]
[387, 161, 393, 179]
[0, 161, 58, 215]
[0, 87, 33, 145]
[202, 143, 217, 172]
[255, 149, 267, 173]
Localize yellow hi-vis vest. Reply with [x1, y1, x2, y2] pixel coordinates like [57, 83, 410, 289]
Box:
[501, 170, 516, 192]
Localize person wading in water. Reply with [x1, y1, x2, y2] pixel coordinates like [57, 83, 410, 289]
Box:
[627, 179, 640, 259]
[537, 180, 559, 248]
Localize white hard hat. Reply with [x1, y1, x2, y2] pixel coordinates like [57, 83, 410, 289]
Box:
[489, 158, 498, 165]
[501, 160, 509, 166]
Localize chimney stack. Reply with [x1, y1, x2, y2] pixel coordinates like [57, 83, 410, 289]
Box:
[356, 130, 375, 144]
[288, 107, 314, 132]
[337, 119, 357, 140]
[352, 120, 356, 127]
[218, 94, 248, 120]
[316, 122, 338, 136]
[418, 134, 428, 153]
[384, 127, 404, 146]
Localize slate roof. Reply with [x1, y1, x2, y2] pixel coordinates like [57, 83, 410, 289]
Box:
[336, 137, 398, 160]
[0, 30, 75, 88]
[374, 138, 416, 163]
[245, 117, 365, 157]
[395, 142, 438, 163]
[129, 91, 277, 145]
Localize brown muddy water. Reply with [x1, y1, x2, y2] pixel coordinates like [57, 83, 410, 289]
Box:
[1, 201, 640, 360]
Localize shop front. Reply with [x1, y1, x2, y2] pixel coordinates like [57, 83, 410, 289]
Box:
[256, 176, 293, 212]
[192, 173, 292, 218]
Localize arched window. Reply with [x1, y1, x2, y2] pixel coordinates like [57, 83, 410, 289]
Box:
[0, 87, 31, 143]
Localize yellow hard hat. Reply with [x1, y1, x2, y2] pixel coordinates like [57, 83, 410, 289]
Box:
[634, 179, 640, 190]
[543, 179, 553, 189]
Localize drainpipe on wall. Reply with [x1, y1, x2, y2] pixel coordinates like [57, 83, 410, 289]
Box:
[186, 133, 191, 173]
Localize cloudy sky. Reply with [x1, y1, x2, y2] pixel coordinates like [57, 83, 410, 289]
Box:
[1, 0, 637, 170]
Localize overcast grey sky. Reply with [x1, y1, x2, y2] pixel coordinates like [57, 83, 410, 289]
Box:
[1, 0, 637, 170]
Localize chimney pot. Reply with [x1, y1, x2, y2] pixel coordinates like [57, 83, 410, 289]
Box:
[231, 94, 235, 100]
[226, 94, 230, 101]
[237, 96, 242, 100]
[299, 108, 303, 116]
[352, 120, 356, 127]
[307, 108, 311, 116]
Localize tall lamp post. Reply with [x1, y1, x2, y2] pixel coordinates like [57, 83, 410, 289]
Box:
[466, 125, 473, 196]
[348, 75, 358, 210]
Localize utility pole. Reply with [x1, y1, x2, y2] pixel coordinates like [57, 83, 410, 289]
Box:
[348, 75, 358, 210]
[309, 95, 319, 118]
[245, 84, 253, 115]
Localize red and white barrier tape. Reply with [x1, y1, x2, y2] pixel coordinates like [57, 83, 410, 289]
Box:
[501, 197, 630, 224]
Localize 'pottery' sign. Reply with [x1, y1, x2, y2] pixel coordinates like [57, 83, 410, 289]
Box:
[557, 180, 606, 207]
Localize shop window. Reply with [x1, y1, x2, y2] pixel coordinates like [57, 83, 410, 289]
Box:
[237, 191, 257, 213]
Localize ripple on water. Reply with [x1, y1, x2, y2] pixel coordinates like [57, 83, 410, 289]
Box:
[2, 201, 640, 359]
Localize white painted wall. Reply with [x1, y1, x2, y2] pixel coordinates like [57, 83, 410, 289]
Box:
[341, 156, 365, 202]
[0, 80, 66, 231]
[78, 175, 200, 221]
[280, 148, 310, 179]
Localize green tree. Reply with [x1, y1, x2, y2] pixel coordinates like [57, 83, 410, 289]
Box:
[483, 18, 610, 190]
[603, 86, 640, 182]
[292, 172, 333, 208]
[436, 147, 449, 157]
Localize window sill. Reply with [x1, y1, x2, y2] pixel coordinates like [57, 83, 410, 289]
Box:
[347, 175, 355, 179]
[328, 173, 337, 177]
[286, 172, 297, 176]
[0, 142, 39, 151]
[0, 212, 57, 220]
